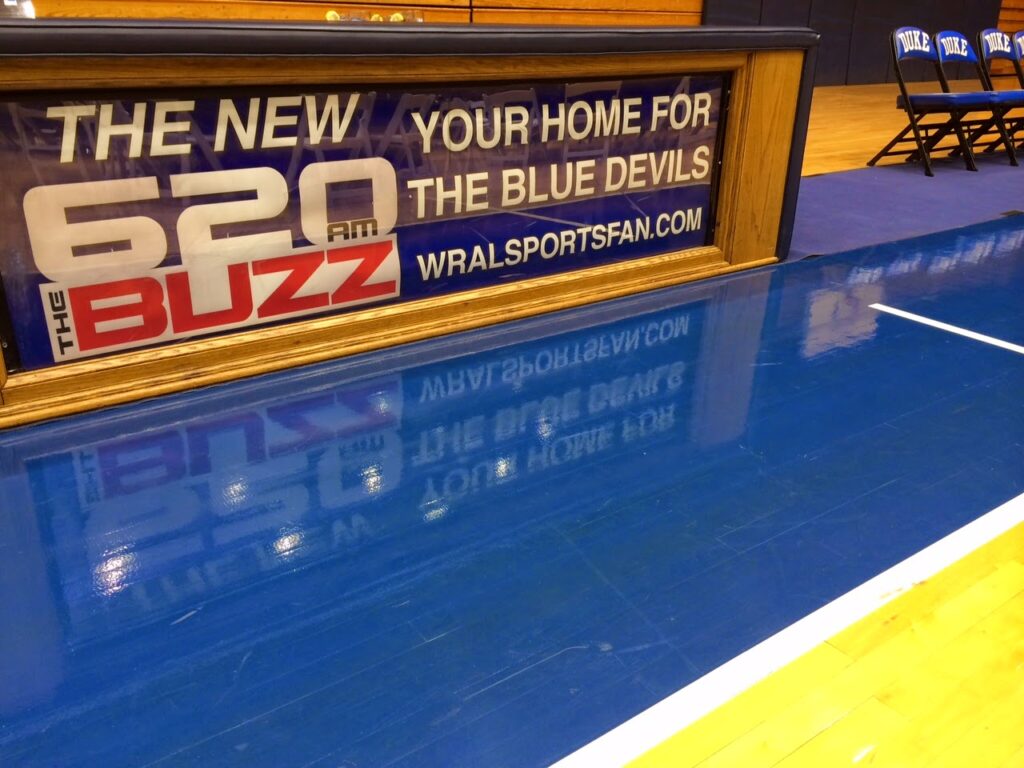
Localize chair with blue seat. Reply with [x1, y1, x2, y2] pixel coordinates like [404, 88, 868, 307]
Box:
[932, 29, 1020, 165]
[868, 26, 1007, 175]
[1016, 31, 1024, 142]
[976, 28, 1024, 150]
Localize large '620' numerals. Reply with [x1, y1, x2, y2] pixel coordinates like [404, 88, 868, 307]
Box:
[22, 158, 403, 362]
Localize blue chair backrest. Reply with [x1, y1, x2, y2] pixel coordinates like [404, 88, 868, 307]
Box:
[894, 26, 936, 61]
[1016, 31, 1024, 61]
[979, 28, 1017, 61]
[934, 31, 978, 64]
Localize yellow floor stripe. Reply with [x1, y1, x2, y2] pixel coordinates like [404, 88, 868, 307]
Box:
[630, 523, 1024, 768]
[629, 643, 853, 768]
[772, 697, 906, 768]
[998, 738, 1024, 768]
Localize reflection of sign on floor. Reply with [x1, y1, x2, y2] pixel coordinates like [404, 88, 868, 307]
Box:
[802, 283, 884, 359]
[0, 268, 776, 711]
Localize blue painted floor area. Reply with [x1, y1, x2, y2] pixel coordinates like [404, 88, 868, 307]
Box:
[2, 218, 1024, 768]
[789, 154, 1024, 258]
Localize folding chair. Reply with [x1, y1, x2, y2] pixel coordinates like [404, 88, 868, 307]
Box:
[976, 28, 1024, 151]
[932, 30, 1019, 166]
[868, 26, 1004, 176]
[1017, 31, 1024, 143]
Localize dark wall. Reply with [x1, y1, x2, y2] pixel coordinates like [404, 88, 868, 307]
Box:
[703, 0, 1002, 85]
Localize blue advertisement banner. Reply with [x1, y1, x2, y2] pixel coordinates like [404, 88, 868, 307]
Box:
[0, 74, 724, 370]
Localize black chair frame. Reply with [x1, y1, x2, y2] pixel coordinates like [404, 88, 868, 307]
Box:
[974, 29, 1024, 154]
[869, 30, 1017, 175]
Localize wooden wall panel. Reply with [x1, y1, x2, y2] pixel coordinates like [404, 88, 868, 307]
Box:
[714, 50, 803, 266]
[473, 8, 700, 25]
[33, 0, 701, 28]
[1000, 0, 1024, 26]
[994, 0, 1024, 77]
[34, 0, 470, 20]
[31, 0, 709, 26]
[473, 0, 700, 12]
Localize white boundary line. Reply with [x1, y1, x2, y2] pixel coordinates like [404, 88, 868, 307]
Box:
[552, 491, 1024, 768]
[554, 303, 1024, 768]
[870, 303, 1024, 355]
[557, 303, 1024, 765]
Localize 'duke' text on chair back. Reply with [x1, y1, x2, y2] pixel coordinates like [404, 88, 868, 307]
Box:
[978, 28, 1024, 88]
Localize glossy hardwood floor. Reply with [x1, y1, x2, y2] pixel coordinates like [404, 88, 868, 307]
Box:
[632, 521, 1024, 767]
[610, 83, 1024, 768]
[802, 77, 1024, 176]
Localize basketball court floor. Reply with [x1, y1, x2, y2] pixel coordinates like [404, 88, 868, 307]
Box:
[2, 192, 1023, 766]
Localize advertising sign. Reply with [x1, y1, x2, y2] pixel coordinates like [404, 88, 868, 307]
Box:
[0, 75, 724, 370]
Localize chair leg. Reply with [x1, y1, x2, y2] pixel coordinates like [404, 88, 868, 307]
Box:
[868, 123, 914, 166]
[990, 109, 1020, 166]
[905, 111, 935, 176]
[948, 112, 978, 171]
[982, 117, 1004, 154]
[912, 121, 953, 162]
[952, 117, 995, 157]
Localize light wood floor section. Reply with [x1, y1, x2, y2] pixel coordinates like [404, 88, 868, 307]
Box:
[630, 521, 1024, 768]
[802, 78, 1024, 176]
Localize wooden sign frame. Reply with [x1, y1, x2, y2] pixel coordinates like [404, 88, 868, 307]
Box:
[0, 22, 817, 427]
